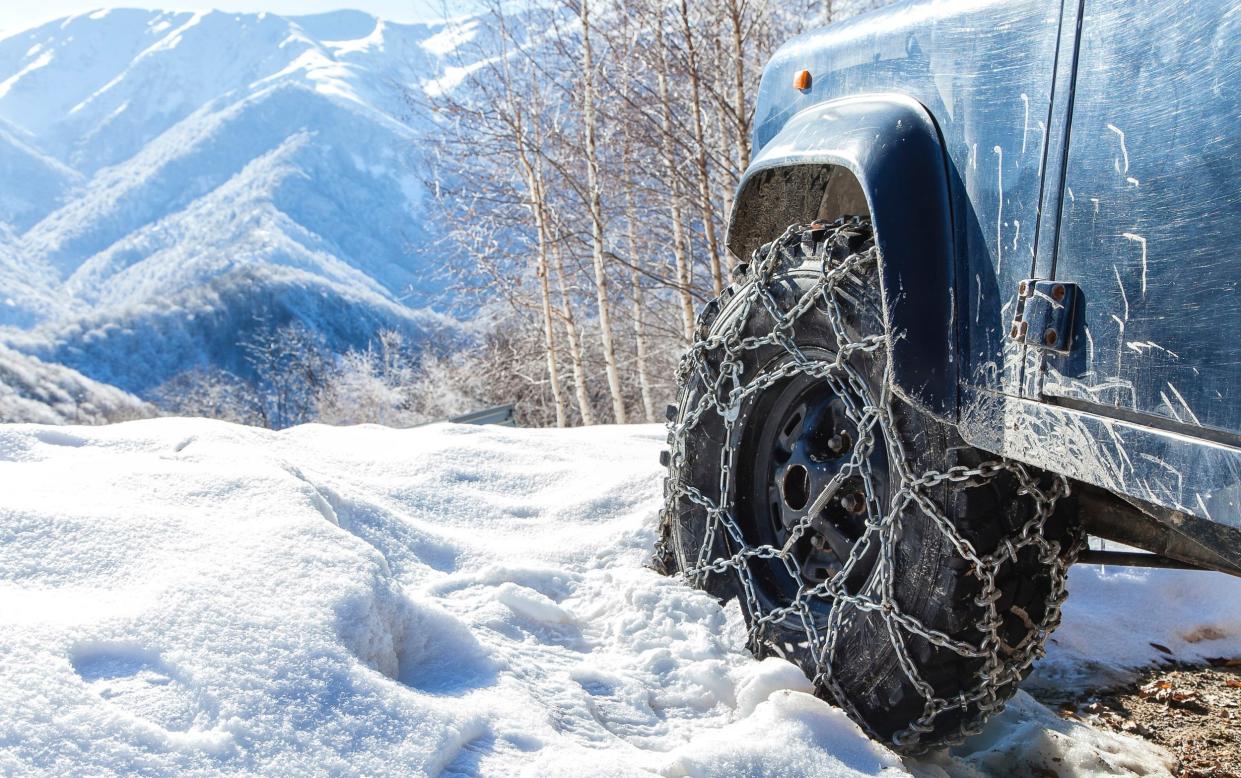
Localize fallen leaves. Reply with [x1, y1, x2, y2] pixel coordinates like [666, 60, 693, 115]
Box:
[1181, 626, 1228, 643]
[1051, 664, 1241, 778]
[1140, 678, 1198, 704]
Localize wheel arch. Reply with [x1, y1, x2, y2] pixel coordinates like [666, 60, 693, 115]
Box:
[727, 94, 958, 417]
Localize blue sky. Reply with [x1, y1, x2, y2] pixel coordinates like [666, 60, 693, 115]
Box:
[0, 1, 479, 37]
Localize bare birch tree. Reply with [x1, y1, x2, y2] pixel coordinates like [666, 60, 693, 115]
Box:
[402, 0, 892, 428]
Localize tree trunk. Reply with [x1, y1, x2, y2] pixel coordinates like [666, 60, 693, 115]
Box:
[498, 26, 568, 428]
[579, 0, 628, 424]
[616, 7, 656, 423]
[630, 269, 655, 423]
[621, 151, 656, 423]
[726, 0, 751, 172]
[710, 56, 739, 226]
[550, 239, 596, 426]
[529, 182, 568, 428]
[678, 0, 724, 298]
[656, 14, 698, 343]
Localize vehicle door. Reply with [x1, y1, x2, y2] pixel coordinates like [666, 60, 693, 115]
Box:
[1039, 0, 1241, 444]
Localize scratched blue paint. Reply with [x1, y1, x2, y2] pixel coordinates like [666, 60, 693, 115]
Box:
[1044, 0, 1241, 440]
[735, 0, 1241, 531]
[753, 0, 1063, 400]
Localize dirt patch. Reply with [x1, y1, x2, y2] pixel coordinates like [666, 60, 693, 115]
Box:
[1050, 659, 1241, 777]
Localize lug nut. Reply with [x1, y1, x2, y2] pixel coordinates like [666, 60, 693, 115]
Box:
[840, 491, 867, 514]
[827, 430, 852, 455]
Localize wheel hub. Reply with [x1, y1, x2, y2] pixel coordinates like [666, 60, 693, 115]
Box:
[736, 366, 889, 605]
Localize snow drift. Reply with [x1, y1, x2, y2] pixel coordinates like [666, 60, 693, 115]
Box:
[2, 420, 1235, 775]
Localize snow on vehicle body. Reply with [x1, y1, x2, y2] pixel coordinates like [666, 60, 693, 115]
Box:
[660, 0, 1241, 755]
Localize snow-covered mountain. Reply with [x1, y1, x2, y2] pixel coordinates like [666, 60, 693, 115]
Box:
[0, 341, 151, 424]
[0, 8, 479, 405]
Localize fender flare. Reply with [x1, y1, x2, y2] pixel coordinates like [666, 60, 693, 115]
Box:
[727, 94, 958, 417]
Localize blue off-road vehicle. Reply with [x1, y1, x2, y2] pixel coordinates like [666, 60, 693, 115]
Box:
[658, 0, 1241, 753]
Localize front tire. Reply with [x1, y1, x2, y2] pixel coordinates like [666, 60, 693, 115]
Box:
[658, 219, 1081, 752]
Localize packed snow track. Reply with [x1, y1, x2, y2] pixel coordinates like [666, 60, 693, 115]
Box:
[1, 419, 1238, 776]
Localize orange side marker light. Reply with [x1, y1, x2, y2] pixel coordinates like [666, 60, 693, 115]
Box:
[793, 69, 812, 91]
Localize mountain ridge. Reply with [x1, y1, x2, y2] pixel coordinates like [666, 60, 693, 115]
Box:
[0, 7, 482, 420]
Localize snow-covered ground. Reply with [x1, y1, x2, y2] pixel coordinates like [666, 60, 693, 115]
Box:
[2, 419, 1238, 776]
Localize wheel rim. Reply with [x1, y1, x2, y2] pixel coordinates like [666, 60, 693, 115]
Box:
[734, 362, 889, 617]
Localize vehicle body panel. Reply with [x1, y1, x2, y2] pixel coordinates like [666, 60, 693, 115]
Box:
[731, 0, 1241, 545]
[741, 0, 1065, 402]
[1043, 0, 1241, 441]
[739, 95, 957, 414]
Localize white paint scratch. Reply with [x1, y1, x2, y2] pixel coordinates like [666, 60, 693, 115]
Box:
[975, 274, 982, 324]
[1157, 391, 1184, 423]
[1122, 232, 1148, 295]
[1107, 123, 1129, 174]
[1021, 93, 1030, 154]
[1195, 493, 1212, 520]
[1112, 265, 1129, 323]
[947, 286, 955, 363]
[1110, 313, 1126, 381]
[1138, 452, 1183, 497]
[994, 146, 1003, 273]
[1166, 383, 1202, 426]
[1103, 421, 1133, 474]
[1126, 341, 1180, 359]
[1036, 120, 1047, 177]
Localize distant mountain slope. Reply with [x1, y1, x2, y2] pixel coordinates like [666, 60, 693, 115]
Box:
[0, 224, 67, 328]
[0, 118, 80, 231]
[0, 342, 152, 424]
[0, 8, 484, 419]
[0, 9, 444, 172]
[24, 83, 425, 286]
[11, 266, 458, 397]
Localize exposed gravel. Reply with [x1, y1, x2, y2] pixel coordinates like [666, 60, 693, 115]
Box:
[1050, 659, 1241, 777]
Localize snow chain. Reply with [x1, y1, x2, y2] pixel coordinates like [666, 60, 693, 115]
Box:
[657, 221, 1081, 752]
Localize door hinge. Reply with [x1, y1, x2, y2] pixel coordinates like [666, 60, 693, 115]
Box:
[1009, 279, 1079, 353]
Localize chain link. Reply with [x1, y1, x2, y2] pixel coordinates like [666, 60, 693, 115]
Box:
[657, 221, 1081, 752]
